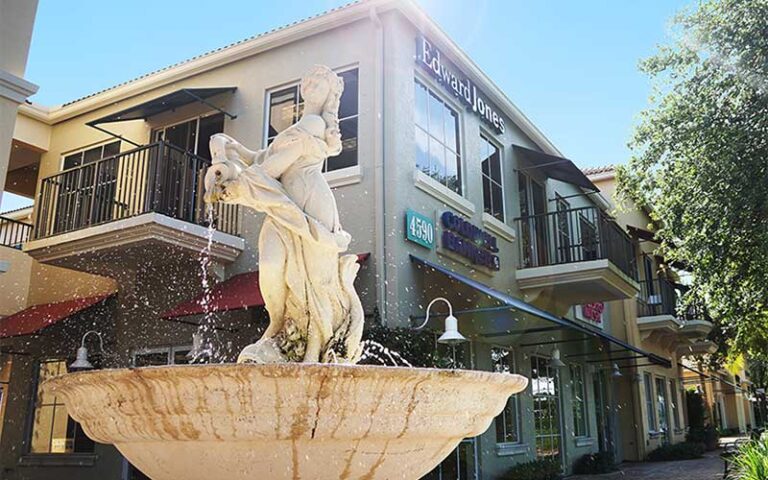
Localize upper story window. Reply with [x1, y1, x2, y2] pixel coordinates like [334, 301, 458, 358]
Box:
[266, 68, 359, 173]
[63, 141, 120, 170]
[480, 135, 504, 221]
[29, 360, 94, 454]
[491, 347, 520, 444]
[152, 112, 225, 160]
[415, 79, 461, 194]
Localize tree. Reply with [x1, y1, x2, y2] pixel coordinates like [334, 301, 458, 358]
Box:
[617, 0, 768, 357]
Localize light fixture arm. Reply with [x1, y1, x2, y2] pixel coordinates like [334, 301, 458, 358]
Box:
[414, 297, 454, 330]
[81, 330, 106, 354]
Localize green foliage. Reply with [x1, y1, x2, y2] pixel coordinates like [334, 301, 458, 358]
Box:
[686, 389, 707, 431]
[647, 442, 706, 462]
[731, 437, 768, 480]
[573, 452, 616, 475]
[618, 0, 768, 356]
[360, 321, 460, 369]
[503, 458, 562, 480]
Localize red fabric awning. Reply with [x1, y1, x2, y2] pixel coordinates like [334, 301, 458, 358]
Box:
[162, 253, 370, 319]
[0, 294, 113, 338]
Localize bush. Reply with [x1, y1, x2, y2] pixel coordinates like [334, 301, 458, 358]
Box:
[573, 452, 616, 474]
[687, 425, 720, 451]
[646, 442, 705, 462]
[730, 437, 768, 480]
[503, 458, 562, 480]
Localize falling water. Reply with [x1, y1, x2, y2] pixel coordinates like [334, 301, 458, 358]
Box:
[359, 340, 413, 367]
[189, 204, 223, 363]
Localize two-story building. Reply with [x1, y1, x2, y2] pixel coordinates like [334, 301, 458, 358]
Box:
[0, 1, 687, 479]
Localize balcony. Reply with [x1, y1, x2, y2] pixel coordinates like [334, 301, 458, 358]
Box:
[0, 216, 32, 249]
[514, 206, 639, 309]
[24, 141, 244, 276]
[637, 278, 713, 343]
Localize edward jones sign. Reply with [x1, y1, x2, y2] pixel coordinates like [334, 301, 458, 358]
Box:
[417, 36, 506, 134]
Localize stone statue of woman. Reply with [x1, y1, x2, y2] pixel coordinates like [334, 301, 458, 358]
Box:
[204, 65, 364, 364]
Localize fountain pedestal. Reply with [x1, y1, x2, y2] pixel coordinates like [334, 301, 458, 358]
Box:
[46, 363, 527, 480]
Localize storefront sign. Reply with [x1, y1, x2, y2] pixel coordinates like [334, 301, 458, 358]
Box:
[440, 211, 500, 270]
[576, 302, 605, 328]
[405, 209, 435, 249]
[417, 36, 506, 134]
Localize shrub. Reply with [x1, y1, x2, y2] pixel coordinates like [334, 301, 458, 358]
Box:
[503, 458, 562, 480]
[730, 437, 768, 480]
[573, 452, 616, 474]
[646, 441, 705, 462]
[687, 424, 720, 451]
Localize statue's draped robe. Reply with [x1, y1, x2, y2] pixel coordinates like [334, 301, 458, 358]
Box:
[217, 127, 363, 363]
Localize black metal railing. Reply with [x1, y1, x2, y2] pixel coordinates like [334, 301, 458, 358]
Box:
[34, 141, 239, 239]
[0, 216, 32, 248]
[638, 278, 708, 320]
[515, 206, 638, 280]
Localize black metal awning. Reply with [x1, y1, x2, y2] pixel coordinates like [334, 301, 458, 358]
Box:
[513, 145, 598, 192]
[410, 254, 671, 368]
[88, 87, 237, 125]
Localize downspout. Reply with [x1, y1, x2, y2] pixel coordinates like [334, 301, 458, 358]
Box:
[369, 6, 387, 325]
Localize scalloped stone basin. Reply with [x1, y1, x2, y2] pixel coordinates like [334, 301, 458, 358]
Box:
[45, 363, 527, 480]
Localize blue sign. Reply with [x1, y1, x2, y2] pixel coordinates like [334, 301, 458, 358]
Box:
[441, 211, 500, 270]
[405, 210, 435, 249]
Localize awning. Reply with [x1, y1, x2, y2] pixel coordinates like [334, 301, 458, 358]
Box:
[410, 255, 671, 368]
[162, 253, 371, 319]
[627, 225, 658, 243]
[88, 87, 237, 125]
[513, 145, 598, 192]
[0, 294, 113, 338]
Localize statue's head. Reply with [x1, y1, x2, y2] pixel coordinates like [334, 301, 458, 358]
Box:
[300, 65, 344, 156]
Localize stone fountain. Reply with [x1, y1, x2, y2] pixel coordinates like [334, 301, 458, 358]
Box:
[45, 65, 528, 480]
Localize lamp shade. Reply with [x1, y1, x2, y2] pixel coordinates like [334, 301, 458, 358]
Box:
[437, 314, 467, 345]
[69, 346, 94, 370]
[611, 363, 623, 378]
[549, 348, 566, 368]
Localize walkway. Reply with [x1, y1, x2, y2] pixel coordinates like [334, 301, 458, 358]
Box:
[570, 451, 724, 480]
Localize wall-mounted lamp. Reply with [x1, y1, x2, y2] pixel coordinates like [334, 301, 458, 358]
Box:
[69, 330, 107, 371]
[414, 297, 467, 346]
[549, 348, 566, 368]
[611, 363, 623, 378]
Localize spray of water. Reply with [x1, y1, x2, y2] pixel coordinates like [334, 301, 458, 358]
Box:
[359, 340, 413, 367]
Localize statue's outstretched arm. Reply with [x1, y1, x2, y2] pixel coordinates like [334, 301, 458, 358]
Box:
[210, 133, 264, 167]
[260, 138, 304, 179]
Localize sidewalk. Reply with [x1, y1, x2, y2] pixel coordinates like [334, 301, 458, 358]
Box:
[568, 451, 724, 480]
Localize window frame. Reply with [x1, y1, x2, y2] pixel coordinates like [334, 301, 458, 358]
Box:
[60, 140, 122, 172]
[491, 346, 521, 445]
[150, 110, 225, 158]
[262, 65, 360, 174]
[655, 376, 669, 434]
[569, 363, 589, 438]
[670, 379, 682, 431]
[479, 132, 505, 222]
[414, 75, 464, 196]
[644, 372, 657, 433]
[131, 345, 193, 367]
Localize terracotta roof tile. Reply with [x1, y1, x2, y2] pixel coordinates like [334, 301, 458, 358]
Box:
[582, 165, 616, 176]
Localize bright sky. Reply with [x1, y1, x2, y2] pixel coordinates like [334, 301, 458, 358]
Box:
[4, 0, 692, 211]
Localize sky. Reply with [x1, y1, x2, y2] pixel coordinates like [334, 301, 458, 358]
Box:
[4, 0, 692, 211]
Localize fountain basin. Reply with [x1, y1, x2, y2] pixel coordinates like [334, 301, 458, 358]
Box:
[45, 363, 527, 480]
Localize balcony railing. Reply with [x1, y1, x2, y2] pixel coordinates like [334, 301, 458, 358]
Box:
[0, 216, 32, 249]
[638, 278, 708, 320]
[515, 206, 638, 280]
[33, 141, 239, 240]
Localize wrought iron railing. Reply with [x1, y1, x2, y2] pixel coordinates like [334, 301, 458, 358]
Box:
[515, 206, 638, 280]
[0, 216, 32, 248]
[33, 141, 239, 239]
[638, 278, 708, 321]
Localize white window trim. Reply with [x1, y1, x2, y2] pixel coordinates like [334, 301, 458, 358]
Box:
[325, 164, 362, 188]
[414, 75, 466, 197]
[480, 132, 506, 222]
[150, 110, 224, 156]
[495, 442, 529, 457]
[414, 169, 475, 216]
[482, 212, 516, 243]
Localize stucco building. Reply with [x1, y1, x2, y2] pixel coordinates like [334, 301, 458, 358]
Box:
[0, 1, 722, 479]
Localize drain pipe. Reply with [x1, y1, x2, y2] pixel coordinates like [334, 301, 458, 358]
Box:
[369, 5, 387, 326]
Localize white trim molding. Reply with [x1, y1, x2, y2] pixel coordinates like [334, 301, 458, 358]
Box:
[0, 69, 38, 104]
[414, 169, 475, 217]
[482, 212, 516, 243]
[325, 165, 363, 188]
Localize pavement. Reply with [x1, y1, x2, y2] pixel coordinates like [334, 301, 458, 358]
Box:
[568, 450, 725, 480]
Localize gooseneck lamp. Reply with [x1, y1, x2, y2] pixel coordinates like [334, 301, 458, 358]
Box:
[549, 348, 566, 368]
[414, 297, 468, 346]
[69, 330, 107, 370]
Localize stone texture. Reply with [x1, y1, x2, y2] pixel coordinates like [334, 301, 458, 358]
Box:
[45, 363, 528, 480]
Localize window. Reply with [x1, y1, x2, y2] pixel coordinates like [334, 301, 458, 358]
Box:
[531, 355, 562, 460]
[670, 379, 682, 430]
[63, 141, 121, 170]
[518, 172, 548, 267]
[29, 360, 94, 454]
[151, 113, 225, 160]
[656, 377, 669, 434]
[570, 364, 588, 437]
[644, 372, 656, 432]
[265, 68, 359, 172]
[555, 195, 571, 263]
[480, 136, 503, 220]
[415, 79, 461, 194]
[132, 346, 191, 367]
[492, 347, 520, 444]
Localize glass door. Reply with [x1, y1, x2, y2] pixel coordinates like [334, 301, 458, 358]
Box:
[531, 355, 563, 466]
[593, 370, 610, 453]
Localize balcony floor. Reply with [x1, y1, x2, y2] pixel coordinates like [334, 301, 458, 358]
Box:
[24, 212, 244, 277]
